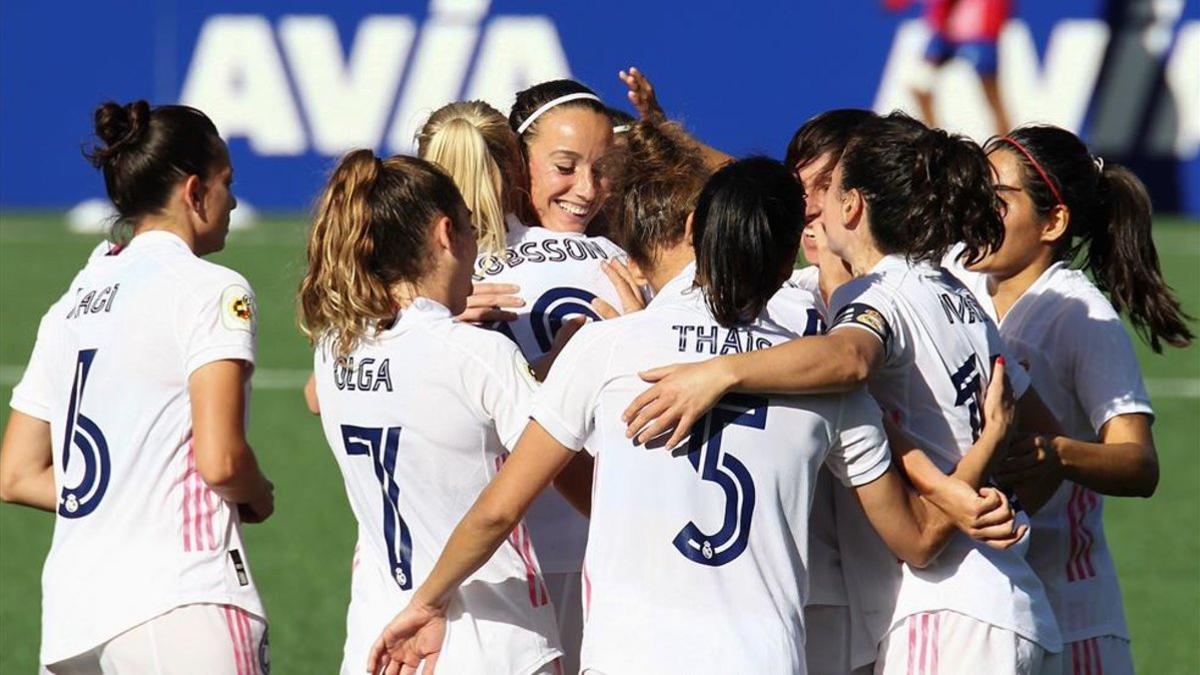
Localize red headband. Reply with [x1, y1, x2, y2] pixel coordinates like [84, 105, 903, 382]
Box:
[996, 136, 1064, 208]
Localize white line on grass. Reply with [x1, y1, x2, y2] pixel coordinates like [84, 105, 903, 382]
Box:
[1, 365, 1198, 398]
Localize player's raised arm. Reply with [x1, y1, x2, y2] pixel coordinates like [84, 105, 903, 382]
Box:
[367, 421, 575, 673]
[618, 66, 733, 170]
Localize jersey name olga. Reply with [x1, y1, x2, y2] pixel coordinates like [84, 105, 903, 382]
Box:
[65, 283, 120, 320]
[474, 238, 615, 278]
[672, 324, 775, 355]
[332, 356, 394, 392]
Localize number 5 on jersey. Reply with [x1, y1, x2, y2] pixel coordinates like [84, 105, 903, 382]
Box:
[340, 425, 413, 590]
[673, 394, 767, 567]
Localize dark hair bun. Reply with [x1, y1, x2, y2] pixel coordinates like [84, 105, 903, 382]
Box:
[89, 100, 151, 168]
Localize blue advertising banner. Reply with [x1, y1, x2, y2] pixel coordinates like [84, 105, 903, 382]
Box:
[1, 0, 1196, 213]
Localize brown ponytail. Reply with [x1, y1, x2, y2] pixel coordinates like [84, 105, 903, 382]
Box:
[839, 112, 1005, 266]
[987, 126, 1194, 352]
[299, 150, 466, 358]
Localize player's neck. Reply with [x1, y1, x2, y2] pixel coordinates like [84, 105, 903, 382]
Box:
[844, 241, 885, 277]
[131, 213, 195, 252]
[645, 246, 695, 293]
[986, 252, 1055, 320]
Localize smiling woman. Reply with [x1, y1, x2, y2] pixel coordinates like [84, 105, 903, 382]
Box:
[509, 80, 614, 233]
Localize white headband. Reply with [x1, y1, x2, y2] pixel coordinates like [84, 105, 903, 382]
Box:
[516, 92, 602, 135]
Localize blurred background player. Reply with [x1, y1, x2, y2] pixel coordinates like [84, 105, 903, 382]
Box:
[299, 151, 564, 675]
[947, 124, 1192, 674]
[0, 100, 273, 674]
[367, 156, 1019, 675]
[886, 0, 1014, 135]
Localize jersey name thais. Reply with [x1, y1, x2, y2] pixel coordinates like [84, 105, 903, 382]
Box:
[532, 264, 891, 675]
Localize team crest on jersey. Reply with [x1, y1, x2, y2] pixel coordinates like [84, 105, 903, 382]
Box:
[833, 302, 892, 347]
[220, 284, 257, 333]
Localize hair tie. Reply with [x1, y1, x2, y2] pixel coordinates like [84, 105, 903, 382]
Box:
[516, 93, 602, 135]
[997, 136, 1065, 208]
[1092, 154, 1105, 174]
[612, 124, 632, 134]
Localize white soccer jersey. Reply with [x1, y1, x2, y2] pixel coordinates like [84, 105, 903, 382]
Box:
[531, 264, 892, 675]
[312, 298, 561, 675]
[473, 215, 626, 575]
[947, 258, 1151, 644]
[9, 231, 265, 665]
[828, 254, 1061, 654]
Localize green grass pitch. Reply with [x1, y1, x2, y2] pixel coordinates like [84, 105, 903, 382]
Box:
[1, 213, 1196, 673]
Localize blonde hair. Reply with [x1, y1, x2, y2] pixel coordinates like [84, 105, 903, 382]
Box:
[299, 149, 464, 358]
[416, 101, 522, 255]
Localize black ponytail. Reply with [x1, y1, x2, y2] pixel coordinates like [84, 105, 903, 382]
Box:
[839, 112, 1004, 266]
[693, 157, 805, 327]
[987, 126, 1193, 352]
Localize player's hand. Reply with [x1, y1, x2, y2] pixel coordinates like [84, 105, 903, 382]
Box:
[591, 259, 646, 319]
[366, 599, 446, 675]
[932, 479, 1026, 548]
[994, 434, 1064, 488]
[240, 479, 275, 524]
[531, 317, 587, 381]
[456, 282, 523, 324]
[618, 67, 666, 124]
[623, 358, 738, 449]
[981, 357, 1016, 444]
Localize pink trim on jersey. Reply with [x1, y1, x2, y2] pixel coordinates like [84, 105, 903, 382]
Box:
[1071, 637, 1105, 675]
[494, 452, 550, 608]
[182, 444, 222, 552]
[1067, 484, 1098, 582]
[222, 606, 246, 675]
[906, 613, 941, 675]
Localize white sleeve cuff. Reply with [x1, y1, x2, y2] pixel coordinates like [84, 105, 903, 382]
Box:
[530, 404, 586, 452]
[185, 345, 256, 379]
[1089, 399, 1155, 434]
[9, 393, 51, 422]
[845, 450, 892, 488]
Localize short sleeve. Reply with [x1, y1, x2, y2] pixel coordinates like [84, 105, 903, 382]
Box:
[825, 389, 892, 487]
[530, 322, 615, 451]
[830, 282, 899, 359]
[10, 311, 59, 421]
[479, 340, 540, 449]
[183, 273, 257, 377]
[1069, 310, 1154, 433]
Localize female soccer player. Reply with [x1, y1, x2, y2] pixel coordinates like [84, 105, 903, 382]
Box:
[299, 151, 563, 675]
[448, 81, 635, 672]
[0, 101, 273, 674]
[948, 125, 1192, 674]
[367, 155, 1020, 675]
[622, 113, 1065, 673]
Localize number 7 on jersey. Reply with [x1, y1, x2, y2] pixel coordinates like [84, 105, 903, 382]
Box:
[340, 424, 413, 590]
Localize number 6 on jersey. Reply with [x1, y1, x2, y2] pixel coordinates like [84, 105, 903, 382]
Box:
[340, 424, 413, 590]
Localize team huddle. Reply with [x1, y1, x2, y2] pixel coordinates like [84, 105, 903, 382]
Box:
[0, 68, 1192, 675]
